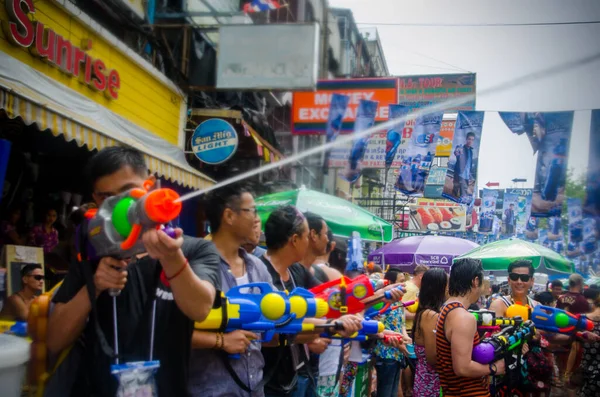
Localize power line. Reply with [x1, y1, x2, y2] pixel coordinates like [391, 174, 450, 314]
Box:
[356, 20, 600, 27]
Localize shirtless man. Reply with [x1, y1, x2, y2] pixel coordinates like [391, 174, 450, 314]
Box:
[0, 263, 44, 321]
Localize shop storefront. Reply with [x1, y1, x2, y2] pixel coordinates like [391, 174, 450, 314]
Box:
[0, 0, 213, 289]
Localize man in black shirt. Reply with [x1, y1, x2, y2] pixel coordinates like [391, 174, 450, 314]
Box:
[260, 206, 364, 397]
[46, 147, 221, 396]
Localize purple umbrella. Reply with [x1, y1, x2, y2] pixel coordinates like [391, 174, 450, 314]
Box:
[368, 236, 479, 272]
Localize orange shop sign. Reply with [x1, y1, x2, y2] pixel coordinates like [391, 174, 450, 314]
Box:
[4, 0, 120, 99]
[292, 78, 398, 135]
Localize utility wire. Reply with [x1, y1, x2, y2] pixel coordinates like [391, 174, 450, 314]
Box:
[356, 20, 600, 27]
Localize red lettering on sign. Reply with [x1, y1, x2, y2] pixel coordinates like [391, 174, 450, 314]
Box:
[5, 0, 35, 47]
[4, 0, 120, 99]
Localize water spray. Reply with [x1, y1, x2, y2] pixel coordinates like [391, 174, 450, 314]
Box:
[175, 51, 600, 204]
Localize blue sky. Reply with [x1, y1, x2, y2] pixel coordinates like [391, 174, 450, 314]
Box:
[330, 0, 600, 187]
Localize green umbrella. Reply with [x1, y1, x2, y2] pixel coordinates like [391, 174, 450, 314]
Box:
[255, 188, 393, 242]
[455, 238, 574, 275]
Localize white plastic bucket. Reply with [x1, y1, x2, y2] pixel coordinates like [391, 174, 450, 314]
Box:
[0, 334, 30, 397]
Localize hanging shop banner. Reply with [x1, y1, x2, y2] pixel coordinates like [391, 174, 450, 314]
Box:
[508, 188, 533, 237]
[408, 199, 467, 232]
[531, 112, 574, 217]
[436, 119, 456, 157]
[538, 229, 549, 248]
[442, 111, 485, 204]
[584, 110, 600, 221]
[498, 112, 539, 153]
[581, 218, 598, 255]
[567, 198, 583, 252]
[323, 94, 350, 174]
[501, 192, 518, 237]
[385, 105, 411, 170]
[398, 74, 476, 112]
[524, 216, 539, 242]
[547, 217, 565, 254]
[479, 189, 499, 233]
[292, 78, 398, 134]
[339, 100, 379, 184]
[394, 112, 443, 196]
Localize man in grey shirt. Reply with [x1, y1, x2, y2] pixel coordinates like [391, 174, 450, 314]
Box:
[189, 184, 273, 397]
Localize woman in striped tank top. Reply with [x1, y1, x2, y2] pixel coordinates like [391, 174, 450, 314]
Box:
[435, 258, 506, 397]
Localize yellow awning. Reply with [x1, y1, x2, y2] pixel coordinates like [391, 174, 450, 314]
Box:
[0, 83, 214, 190]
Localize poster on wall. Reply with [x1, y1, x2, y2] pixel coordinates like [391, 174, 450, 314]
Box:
[479, 189, 499, 233]
[408, 199, 467, 232]
[339, 100, 379, 183]
[442, 111, 485, 204]
[531, 112, 574, 217]
[394, 112, 443, 196]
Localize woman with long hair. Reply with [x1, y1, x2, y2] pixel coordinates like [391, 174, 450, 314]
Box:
[412, 268, 448, 397]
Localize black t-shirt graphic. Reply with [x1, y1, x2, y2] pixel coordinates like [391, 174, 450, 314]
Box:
[53, 237, 221, 397]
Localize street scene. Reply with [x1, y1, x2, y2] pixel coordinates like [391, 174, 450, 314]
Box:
[0, 0, 599, 396]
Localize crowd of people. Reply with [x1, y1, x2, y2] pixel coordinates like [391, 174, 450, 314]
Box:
[1, 146, 599, 397]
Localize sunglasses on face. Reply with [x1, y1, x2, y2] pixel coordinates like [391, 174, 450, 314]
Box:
[30, 275, 44, 281]
[509, 273, 531, 282]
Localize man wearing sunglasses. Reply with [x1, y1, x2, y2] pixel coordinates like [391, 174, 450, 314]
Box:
[0, 263, 44, 321]
[489, 259, 539, 317]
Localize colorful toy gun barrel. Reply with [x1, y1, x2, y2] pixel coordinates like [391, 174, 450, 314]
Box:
[531, 305, 594, 334]
[83, 180, 181, 259]
[310, 275, 374, 319]
[364, 300, 416, 319]
[470, 310, 518, 329]
[318, 319, 385, 342]
[195, 283, 328, 343]
[472, 319, 535, 364]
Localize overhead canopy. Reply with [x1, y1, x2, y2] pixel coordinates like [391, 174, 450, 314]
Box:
[0, 52, 214, 190]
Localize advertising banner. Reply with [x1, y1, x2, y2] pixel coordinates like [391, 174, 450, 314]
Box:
[567, 198, 583, 255]
[436, 119, 456, 157]
[524, 216, 539, 242]
[508, 188, 533, 237]
[531, 112, 574, 217]
[339, 100, 379, 184]
[384, 105, 411, 170]
[547, 217, 565, 254]
[581, 218, 598, 255]
[538, 229, 549, 248]
[442, 111, 485, 204]
[501, 192, 519, 237]
[479, 189, 499, 233]
[394, 112, 443, 196]
[397, 74, 476, 112]
[323, 94, 350, 174]
[424, 165, 447, 199]
[498, 112, 538, 153]
[584, 110, 600, 224]
[324, 74, 475, 170]
[408, 199, 467, 232]
[292, 78, 398, 134]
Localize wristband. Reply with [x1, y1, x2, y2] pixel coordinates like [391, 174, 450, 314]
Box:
[166, 258, 189, 281]
[489, 363, 497, 376]
[214, 333, 220, 349]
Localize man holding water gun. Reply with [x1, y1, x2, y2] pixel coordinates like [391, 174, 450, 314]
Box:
[47, 147, 221, 397]
[189, 184, 273, 397]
